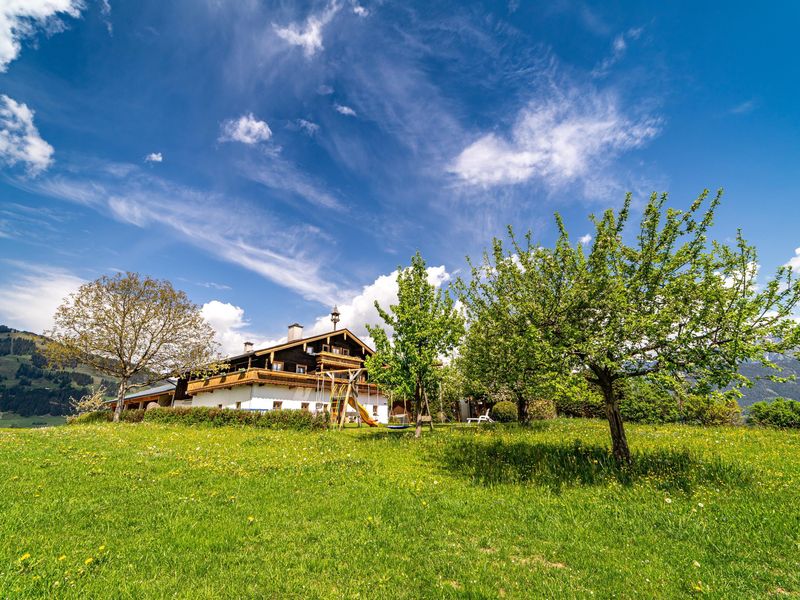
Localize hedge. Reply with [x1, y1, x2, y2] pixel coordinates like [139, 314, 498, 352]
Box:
[69, 406, 329, 430]
[748, 398, 800, 428]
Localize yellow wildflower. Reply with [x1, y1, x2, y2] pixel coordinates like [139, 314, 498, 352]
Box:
[58, 555, 66, 561]
[84, 557, 93, 565]
[19, 553, 30, 561]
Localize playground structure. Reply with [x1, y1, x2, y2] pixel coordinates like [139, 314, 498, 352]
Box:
[325, 368, 379, 428]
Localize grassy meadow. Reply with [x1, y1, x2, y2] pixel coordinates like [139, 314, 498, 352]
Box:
[1, 419, 799, 598]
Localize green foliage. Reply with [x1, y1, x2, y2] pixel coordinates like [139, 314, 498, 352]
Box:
[462, 190, 800, 461]
[527, 398, 557, 420]
[67, 410, 112, 424]
[142, 407, 328, 430]
[491, 400, 518, 422]
[748, 398, 800, 428]
[681, 393, 742, 426]
[366, 253, 463, 433]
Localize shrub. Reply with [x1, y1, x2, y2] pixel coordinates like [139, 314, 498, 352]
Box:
[681, 393, 741, 426]
[527, 398, 556, 420]
[142, 407, 328, 430]
[618, 379, 680, 424]
[120, 409, 146, 423]
[67, 410, 112, 424]
[491, 401, 518, 423]
[748, 398, 800, 428]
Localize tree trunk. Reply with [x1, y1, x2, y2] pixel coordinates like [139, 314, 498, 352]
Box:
[600, 380, 631, 464]
[414, 382, 424, 439]
[113, 379, 127, 423]
[515, 390, 529, 424]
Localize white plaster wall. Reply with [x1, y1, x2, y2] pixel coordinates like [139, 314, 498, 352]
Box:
[190, 384, 390, 424]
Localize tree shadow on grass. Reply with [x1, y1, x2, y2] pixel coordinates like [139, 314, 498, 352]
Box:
[438, 438, 753, 494]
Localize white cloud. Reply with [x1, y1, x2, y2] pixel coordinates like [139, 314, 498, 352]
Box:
[786, 248, 800, 272]
[0, 262, 85, 334]
[317, 84, 334, 95]
[306, 264, 451, 345]
[274, 2, 339, 58]
[0, 94, 54, 174]
[219, 113, 272, 145]
[144, 152, 162, 163]
[201, 300, 284, 356]
[334, 103, 357, 117]
[297, 119, 319, 136]
[449, 86, 659, 190]
[579, 234, 592, 245]
[352, 4, 369, 17]
[0, 0, 84, 72]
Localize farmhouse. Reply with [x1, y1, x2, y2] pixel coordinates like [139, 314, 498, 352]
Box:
[116, 316, 391, 424]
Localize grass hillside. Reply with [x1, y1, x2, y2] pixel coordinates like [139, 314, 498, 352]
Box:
[1, 420, 798, 597]
[0, 326, 121, 420]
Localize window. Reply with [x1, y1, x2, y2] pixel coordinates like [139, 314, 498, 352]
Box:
[322, 344, 330, 353]
[296, 365, 307, 374]
[332, 346, 350, 356]
[273, 401, 283, 410]
[235, 401, 241, 410]
[271, 361, 284, 371]
[306, 346, 315, 355]
[315, 403, 325, 412]
[372, 404, 379, 416]
[301, 402, 309, 411]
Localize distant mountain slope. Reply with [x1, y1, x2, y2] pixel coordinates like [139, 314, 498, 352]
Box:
[0, 325, 121, 417]
[737, 357, 800, 408]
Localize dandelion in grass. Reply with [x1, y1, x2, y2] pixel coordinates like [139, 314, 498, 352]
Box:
[58, 555, 66, 561]
[19, 552, 31, 562]
[85, 557, 94, 565]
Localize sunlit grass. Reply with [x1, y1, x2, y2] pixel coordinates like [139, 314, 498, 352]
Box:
[1, 419, 798, 597]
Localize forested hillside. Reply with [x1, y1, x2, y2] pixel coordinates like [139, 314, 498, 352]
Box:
[0, 326, 120, 417]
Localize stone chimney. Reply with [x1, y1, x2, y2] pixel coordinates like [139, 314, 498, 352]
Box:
[243, 341, 254, 353]
[287, 323, 304, 342]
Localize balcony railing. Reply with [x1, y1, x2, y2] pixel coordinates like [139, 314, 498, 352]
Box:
[186, 368, 380, 396]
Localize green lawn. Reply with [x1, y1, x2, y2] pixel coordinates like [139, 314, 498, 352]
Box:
[0, 413, 66, 429]
[1, 420, 798, 598]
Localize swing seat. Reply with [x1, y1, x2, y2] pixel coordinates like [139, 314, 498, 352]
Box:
[387, 424, 411, 430]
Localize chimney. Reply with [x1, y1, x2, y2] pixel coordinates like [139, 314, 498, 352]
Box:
[287, 323, 304, 342]
[243, 341, 254, 353]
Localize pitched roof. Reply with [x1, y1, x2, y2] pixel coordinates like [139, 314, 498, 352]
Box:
[253, 328, 374, 357]
[121, 380, 177, 401]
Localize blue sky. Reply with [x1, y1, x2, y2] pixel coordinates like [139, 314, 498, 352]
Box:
[1, 1, 799, 354]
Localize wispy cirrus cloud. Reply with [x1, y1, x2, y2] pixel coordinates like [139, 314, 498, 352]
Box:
[14, 163, 345, 305]
[591, 27, 643, 78]
[0, 94, 54, 174]
[0, 0, 84, 71]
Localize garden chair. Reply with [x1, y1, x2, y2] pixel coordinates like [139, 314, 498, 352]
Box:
[466, 409, 493, 424]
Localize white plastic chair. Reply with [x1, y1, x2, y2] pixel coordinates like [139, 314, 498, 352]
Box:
[466, 409, 493, 424]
